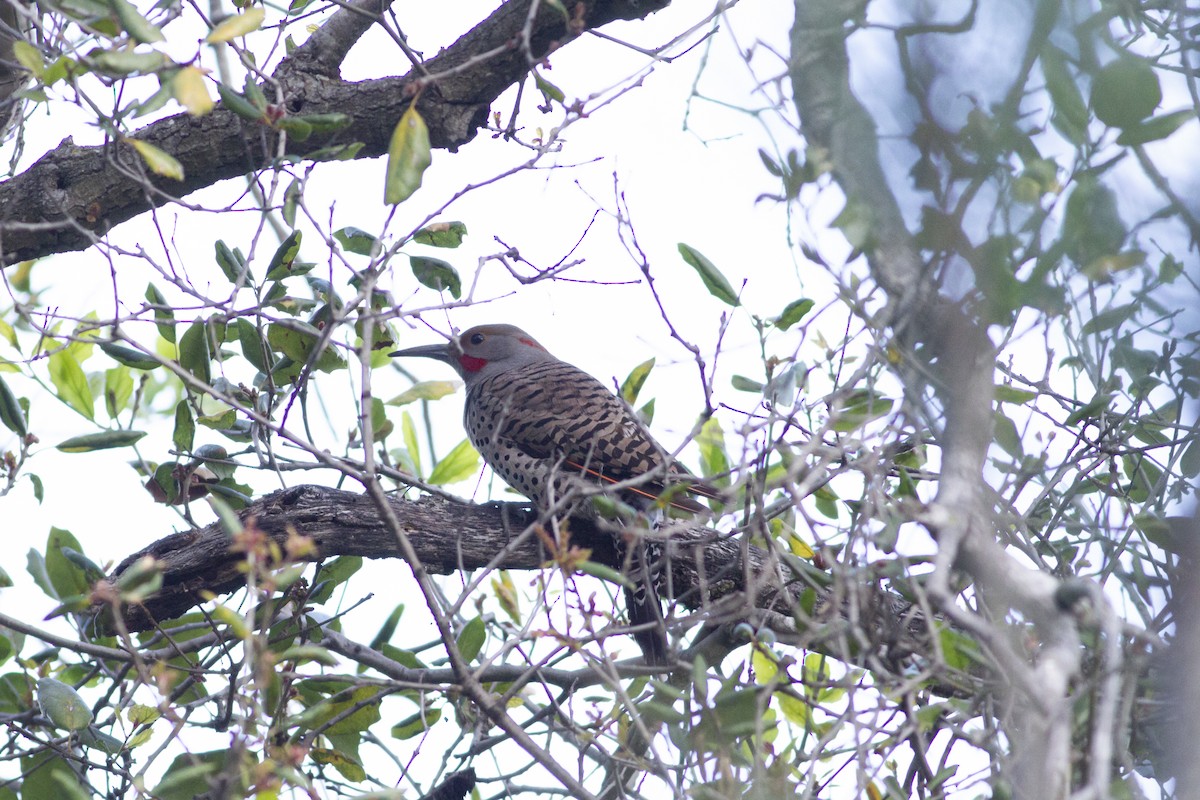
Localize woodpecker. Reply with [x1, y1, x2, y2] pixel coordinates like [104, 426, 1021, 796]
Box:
[391, 324, 717, 664]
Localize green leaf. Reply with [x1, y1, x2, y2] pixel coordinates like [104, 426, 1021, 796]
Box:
[214, 240, 252, 285]
[266, 321, 346, 372]
[1080, 303, 1135, 335]
[104, 366, 134, 418]
[1116, 109, 1193, 146]
[1182, 438, 1200, 478]
[367, 604, 405, 653]
[994, 412, 1022, 459]
[995, 385, 1037, 404]
[78, 727, 124, 754]
[391, 707, 442, 739]
[264, 230, 303, 281]
[99, 342, 159, 369]
[1040, 45, 1087, 143]
[91, 49, 171, 76]
[333, 227, 380, 257]
[456, 616, 486, 662]
[370, 397, 393, 441]
[235, 319, 271, 373]
[775, 298, 814, 330]
[275, 116, 312, 140]
[217, 82, 266, 122]
[275, 644, 337, 666]
[310, 686, 383, 735]
[61, 547, 105, 584]
[36, 678, 93, 731]
[282, 179, 300, 227]
[413, 221, 468, 248]
[57, 429, 146, 452]
[309, 747, 365, 782]
[197, 409, 235, 430]
[129, 139, 184, 181]
[410, 256, 461, 298]
[384, 104, 432, 204]
[1123, 453, 1163, 504]
[639, 398, 655, 426]
[173, 401, 195, 452]
[696, 416, 730, 486]
[620, 358, 655, 405]
[678, 243, 739, 306]
[387, 380, 460, 406]
[145, 283, 175, 343]
[577, 561, 633, 589]
[689, 687, 759, 744]
[293, 113, 352, 135]
[205, 7, 265, 43]
[45, 527, 91, 600]
[135, 80, 174, 117]
[27, 548, 55, 598]
[533, 69, 564, 107]
[938, 627, 984, 672]
[107, 0, 164, 43]
[13, 40, 44, 78]
[48, 350, 95, 420]
[306, 142, 364, 162]
[113, 557, 163, 603]
[731, 375, 764, 393]
[177, 319, 212, 383]
[1062, 176, 1125, 270]
[831, 198, 875, 249]
[0, 375, 27, 435]
[242, 75, 266, 110]
[401, 410, 421, 478]
[20, 754, 83, 800]
[1065, 393, 1112, 427]
[41, 56, 78, 87]
[309, 556, 363, 604]
[1091, 56, 1160, 128]
[427, 438, 480, 486]
[831, 389, 893, 433]
[153, 754, 223, 800]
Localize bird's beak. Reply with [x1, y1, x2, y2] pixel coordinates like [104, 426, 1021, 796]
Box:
[389, 340, 460, 364]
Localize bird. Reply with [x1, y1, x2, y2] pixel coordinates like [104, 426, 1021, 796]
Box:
[390, 324, 718, 664]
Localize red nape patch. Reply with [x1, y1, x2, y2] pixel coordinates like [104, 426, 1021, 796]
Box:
[459, 354, 488, 372]
[518, 337, 545, 351]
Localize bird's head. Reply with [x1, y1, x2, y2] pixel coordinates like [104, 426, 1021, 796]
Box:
[390, 324, 552, 382]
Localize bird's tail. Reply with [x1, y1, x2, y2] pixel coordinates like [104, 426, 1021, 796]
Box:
[624, 538, 669, 665]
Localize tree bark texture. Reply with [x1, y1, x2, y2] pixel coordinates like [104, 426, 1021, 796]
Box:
[106, 484, 941, 679]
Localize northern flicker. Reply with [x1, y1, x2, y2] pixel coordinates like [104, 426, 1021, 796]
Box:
[391, 324, 716, 664]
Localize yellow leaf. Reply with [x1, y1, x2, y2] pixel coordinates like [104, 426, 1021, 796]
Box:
[130, 139, 184, 180]
[384, 104, 431, 205]
[205, 7, 265, 44]
[172, 66, 213, 116]
[788, 534, 814, 559]
[12, 40, 43, 78]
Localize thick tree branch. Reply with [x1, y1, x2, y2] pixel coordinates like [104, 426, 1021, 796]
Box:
[105, 484, 946, 681]
[0, 0, 670, 264]
[790, 1, 1090, 796]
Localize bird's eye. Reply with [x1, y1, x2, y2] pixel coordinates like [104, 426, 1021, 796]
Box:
[470, 333, 485, 345]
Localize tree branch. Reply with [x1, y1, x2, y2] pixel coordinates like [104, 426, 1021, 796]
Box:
[790, 0, 1089, 795]
[103, 484, 947, 681]
[0, 0, 670, 264]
